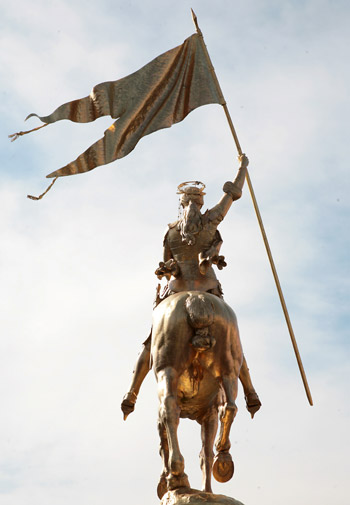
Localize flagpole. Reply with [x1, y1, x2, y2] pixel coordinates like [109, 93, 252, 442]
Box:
[191, 9, 313, 406]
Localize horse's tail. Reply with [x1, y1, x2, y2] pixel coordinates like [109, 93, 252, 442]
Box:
[185, 293, 216, 351]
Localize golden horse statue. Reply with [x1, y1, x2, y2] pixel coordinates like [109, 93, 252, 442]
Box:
[151, 290, 245, 498]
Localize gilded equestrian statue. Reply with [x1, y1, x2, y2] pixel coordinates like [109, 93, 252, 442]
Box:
[122, 155, 261, 497]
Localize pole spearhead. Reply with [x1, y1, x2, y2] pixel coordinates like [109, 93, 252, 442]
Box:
[191, 8, 202, 35]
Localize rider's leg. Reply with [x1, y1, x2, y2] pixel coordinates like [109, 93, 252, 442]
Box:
[199, 406, 218, 493]
[121, 288, 172, 420]
[157, 421, 170, 499]
[121, 333, 151, 420]
[239, 355, 262, 418]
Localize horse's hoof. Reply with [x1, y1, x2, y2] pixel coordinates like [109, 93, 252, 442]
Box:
[169, 455, 185, 476]
[167, 472, 190, 491]
[213, 452, 234, 483]
[157, 474, 168, 499]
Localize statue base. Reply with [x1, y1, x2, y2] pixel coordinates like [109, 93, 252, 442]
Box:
[160, 489, 245, 505]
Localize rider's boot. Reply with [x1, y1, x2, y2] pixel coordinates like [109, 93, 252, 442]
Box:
[239, 355, 262, 418]
[244, 391, 262, 419]
[121, 390, 138, 420]
[121, 336, 152, 420]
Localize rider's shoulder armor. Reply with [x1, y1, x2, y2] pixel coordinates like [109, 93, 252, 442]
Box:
[163, 221, 179, 246]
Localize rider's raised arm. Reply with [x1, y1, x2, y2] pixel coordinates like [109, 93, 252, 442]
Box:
[207, 154, 249, 225]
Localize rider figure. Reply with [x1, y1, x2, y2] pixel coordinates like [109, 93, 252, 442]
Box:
[121, 154, 261, 419]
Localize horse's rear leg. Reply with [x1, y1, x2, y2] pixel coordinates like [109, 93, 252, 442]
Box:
[199, 406, 218, 493]
[157, 366, 190, 491]
[216, 374, 238, 452]
[213, 374, 238, 483]
[157, 422, 169, 499]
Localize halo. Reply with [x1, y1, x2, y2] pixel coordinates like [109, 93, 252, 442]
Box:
[177, 181, 206, 195]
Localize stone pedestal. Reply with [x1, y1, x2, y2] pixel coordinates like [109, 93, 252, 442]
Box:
[160, 489, 245, 505]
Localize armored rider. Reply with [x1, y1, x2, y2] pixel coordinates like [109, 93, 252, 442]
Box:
[121, 154, 261, 419]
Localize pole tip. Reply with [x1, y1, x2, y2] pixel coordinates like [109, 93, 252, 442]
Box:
[190, 8, 201, 34]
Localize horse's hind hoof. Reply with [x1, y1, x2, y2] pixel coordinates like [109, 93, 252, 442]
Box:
[167, 472, 190, 491]
[213, 452, 234, 483]
[157, 474, 168, 499]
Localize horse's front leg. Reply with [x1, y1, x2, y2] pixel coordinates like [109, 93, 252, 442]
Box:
[157, 366, 190, 491]
[199, 405, 218, 493]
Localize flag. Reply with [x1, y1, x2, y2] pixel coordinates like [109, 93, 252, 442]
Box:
[23, 33, 223, 180]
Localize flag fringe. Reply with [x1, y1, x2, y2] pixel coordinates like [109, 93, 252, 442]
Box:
[9, 123, 48, 142]
[27, 176, 58, 201]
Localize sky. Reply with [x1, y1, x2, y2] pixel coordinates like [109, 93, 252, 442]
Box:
[1, 1, 349, 504]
